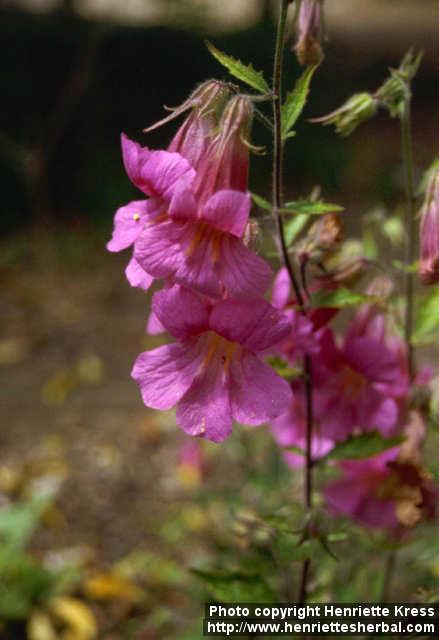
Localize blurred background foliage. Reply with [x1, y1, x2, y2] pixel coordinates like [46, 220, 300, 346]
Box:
[1, 0, 439, 638]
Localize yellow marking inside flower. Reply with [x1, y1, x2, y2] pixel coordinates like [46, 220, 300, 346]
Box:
[210, 231, 222, 264]
[339, 367, 366, 398]
[133, 213, 140, 221]
[186, 222, 223, 265]
[202, 333, 239, 374]
[186, 223, 207, 257]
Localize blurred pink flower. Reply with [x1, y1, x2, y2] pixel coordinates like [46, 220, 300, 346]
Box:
[271, 268, 320, 362]
[324, 449, 401, 531]
[271, 380, 334, 467]
[325, 443, 438, 531]
[312, 325, 406, 441]
[132, 286, 292, 442]
[419, 168, 439, 284]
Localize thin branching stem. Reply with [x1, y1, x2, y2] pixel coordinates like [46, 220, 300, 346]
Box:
[272, 0, 314, 604]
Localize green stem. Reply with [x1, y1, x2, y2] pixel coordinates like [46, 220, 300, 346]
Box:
[271, 0, 314, 603]
[380, 549, 396, 603]
[400, 99, 416, 381]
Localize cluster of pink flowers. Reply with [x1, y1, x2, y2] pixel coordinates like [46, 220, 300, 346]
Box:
[109, 79, 437, 535]
[270, 266, 437, 533]
[108, 81, 293, 442]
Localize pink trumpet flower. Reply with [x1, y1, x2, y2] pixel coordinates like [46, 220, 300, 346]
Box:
[134, 187, 271, 299]
[312, 326, 406, 441]
[134, 96, 271, 299]
[106, 134, 196, 289]
[107, 81, 228, 290]
[131, 286, 293, 443]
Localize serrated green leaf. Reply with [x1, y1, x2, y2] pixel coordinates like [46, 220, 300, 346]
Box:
[322, 431, 404, 462]
[281, 65, 317, 139]
[283, 200, 343, 215]
[413, 289, 439, 344]
[284, 214, 309, 245]
[206, 42, 270, 94]
[311, 288, 377, 308]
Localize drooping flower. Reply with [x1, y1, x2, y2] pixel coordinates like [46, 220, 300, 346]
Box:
[131, 286, 293, 442]
[107, 81, 229, 290]
[294, 0, 324, 67]
[419, 167, 439, 284]
[271, 380, 334, 467]
[134, 96, 271, 299]
[311, 92, 378, 137]
[312, 325, 406, 441]
[106, 134, 196, 289]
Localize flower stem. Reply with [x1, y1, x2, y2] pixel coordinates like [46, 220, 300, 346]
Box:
[400, 98, 416, 381]
[271, 0, 314, 603]
[380, 548, 396, 603]
[272, 0, 304, 308]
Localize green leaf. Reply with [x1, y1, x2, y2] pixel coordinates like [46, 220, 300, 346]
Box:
[284, 214, 309, 245]
[322, 431, 404, 462]
[283, 200, 343, 215]
[251, 192, 272, 211]
[191, 568, 275, 602]
[251, 194, 343, 216]
[266, 356, 301, 380]
[311, 288, 377, 308]
[206, 42, 270, 94]
[413, 288, 439, 344]
[281, 65, 317, 139]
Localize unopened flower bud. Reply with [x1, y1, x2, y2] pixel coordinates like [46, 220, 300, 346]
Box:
[297, 212, 342, 263]
[375, 50, 422, 118]
[294, 0, 324, 67]
[193, 94, 255, 201]
[311, 92, 378, 137]
[143, 80, 230, 169]
[419, 168, 439, 285]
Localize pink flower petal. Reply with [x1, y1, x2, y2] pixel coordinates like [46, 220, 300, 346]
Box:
[169, 184, 198, 220]
[106, 200, 151, 252]
[152, 285, 210, 340]
[131, 341, 204, 410]
[134, 218, 186, 279]
[176, 357, 232, 442]
[202, 190, 251, 238]
[140, 150, 195, 200]
[272, 267, 291, 309]
[343, 336, 400, 384]
[121, 134, 151, 192]
[218, 236, 272, 300]
[146, 310, 165, 335]
[174, 226, 223, 298]
[125, 257, 154, 291]
[209, 299, 291, 352]
[230, 351, 292, 424]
